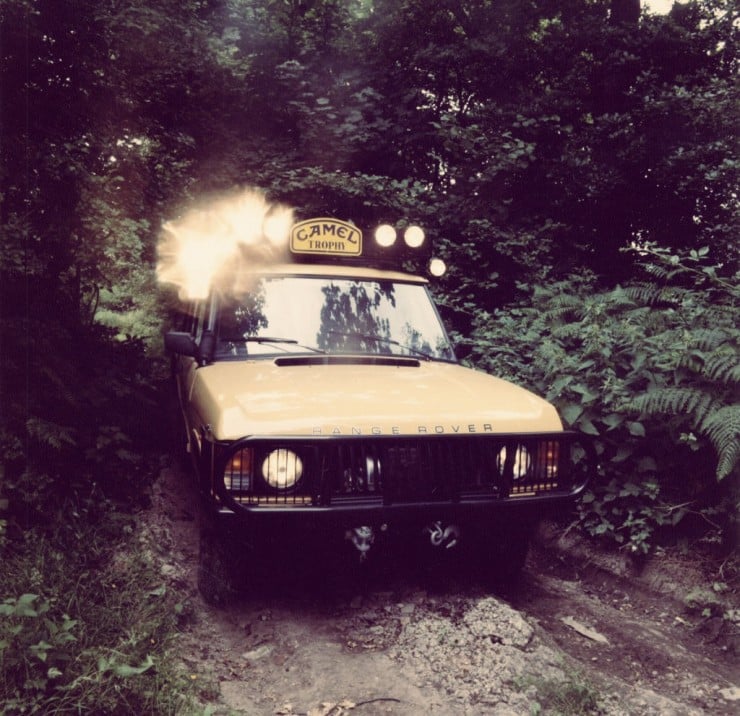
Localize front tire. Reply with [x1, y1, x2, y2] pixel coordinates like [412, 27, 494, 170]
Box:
[474, 523, 533, 585]
[197, 529, 245, 606]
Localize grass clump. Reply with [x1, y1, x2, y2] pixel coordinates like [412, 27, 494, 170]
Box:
[0, 501, 196, 715]
[532, 676, 603, 715]
[518, 668, 604, 716]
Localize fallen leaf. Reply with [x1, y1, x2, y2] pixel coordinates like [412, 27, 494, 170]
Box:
[561, 616, 609, 644]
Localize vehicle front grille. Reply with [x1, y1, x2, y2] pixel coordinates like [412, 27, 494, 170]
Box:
[323, 439, 492, 503]
[219, 433, 593, 508]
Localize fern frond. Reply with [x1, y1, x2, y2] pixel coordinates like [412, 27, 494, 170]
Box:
[702, 351, 740, 387]
[700, 404, 740, 480]
[631, 388, 718, 426]
[641, 262, 686, 281]
[603, 286, 638, 312]
[624, 282, 686, 307]
[26, 417, 77, 450]
[541, 293, 583, 323]
[690, 328, 731, 352]
[553, 322, 585, 340]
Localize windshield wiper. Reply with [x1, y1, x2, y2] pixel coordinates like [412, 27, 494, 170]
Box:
[242, 337, 325, 353]
[326, 331, 433, 360]
[245, 336, 297, 344]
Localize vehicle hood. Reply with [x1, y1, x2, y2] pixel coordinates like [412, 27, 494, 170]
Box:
[190, 357, 563, 440]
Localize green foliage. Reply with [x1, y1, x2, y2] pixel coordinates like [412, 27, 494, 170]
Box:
[624, 243, 739, 482]
[468, 246, 738, 552]
[358, 0, 739, 308]
[0, 594, 78, 710]
[684, 581, 729, 619]
[0, 523, 195, 714]
[530, 674, 603, 716]
[520, 665, 604, 716]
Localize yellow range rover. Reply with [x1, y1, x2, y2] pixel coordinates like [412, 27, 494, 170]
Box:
[165, 218, 595, 603]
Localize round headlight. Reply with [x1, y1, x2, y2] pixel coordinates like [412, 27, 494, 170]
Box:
[497, 445, 531, 480]
[403, 225, 425, 248]
[375, 224, 397, 247]
[261, 448, 303, 489]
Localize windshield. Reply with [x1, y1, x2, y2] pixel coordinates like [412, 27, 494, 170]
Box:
[213, 275, 455, 361]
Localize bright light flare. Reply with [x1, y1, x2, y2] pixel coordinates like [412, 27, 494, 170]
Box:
[156, 188, 294, 300]
[263, 210, 294, 246]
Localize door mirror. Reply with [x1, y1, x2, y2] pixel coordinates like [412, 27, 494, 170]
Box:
[164, 331, 198, 357]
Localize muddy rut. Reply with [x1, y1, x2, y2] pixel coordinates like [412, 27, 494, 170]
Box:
[144, 462, 739, 715]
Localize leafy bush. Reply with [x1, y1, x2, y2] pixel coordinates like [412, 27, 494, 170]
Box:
[0, 517, 194, 714]
[0, 299, 186, 711]
[624, 244, 739, 482]
[467, 246, 738, 553]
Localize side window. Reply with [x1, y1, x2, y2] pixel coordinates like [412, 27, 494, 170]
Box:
[176, 302, 200, 334]
[193, 300, 207, 341]
[175, 301, 207, 339]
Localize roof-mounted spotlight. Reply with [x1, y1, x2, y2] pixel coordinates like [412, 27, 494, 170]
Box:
[375, 224, 397, 247]
[429, 258, 447, 277]
[403, 225, 425, 249]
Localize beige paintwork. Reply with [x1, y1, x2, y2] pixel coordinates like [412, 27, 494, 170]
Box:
[176, 260, 565, 447]
[232, 262, 428, 284]
[184, 358, 563, 441]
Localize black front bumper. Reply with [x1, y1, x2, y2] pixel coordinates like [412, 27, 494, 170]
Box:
[206, 431, 596, 538]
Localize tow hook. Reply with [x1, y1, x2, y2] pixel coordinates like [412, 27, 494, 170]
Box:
[427, 521, 460, 549]
[346, 525, 375, 560]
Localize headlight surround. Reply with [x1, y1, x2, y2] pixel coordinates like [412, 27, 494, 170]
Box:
[496, 444, 532, 480]
[261, 448, 304, 490]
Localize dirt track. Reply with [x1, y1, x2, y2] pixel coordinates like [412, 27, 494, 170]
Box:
[145, 462, 739, 715]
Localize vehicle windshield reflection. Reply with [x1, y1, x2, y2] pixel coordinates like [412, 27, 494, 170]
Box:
[214, 276, 454, 361]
